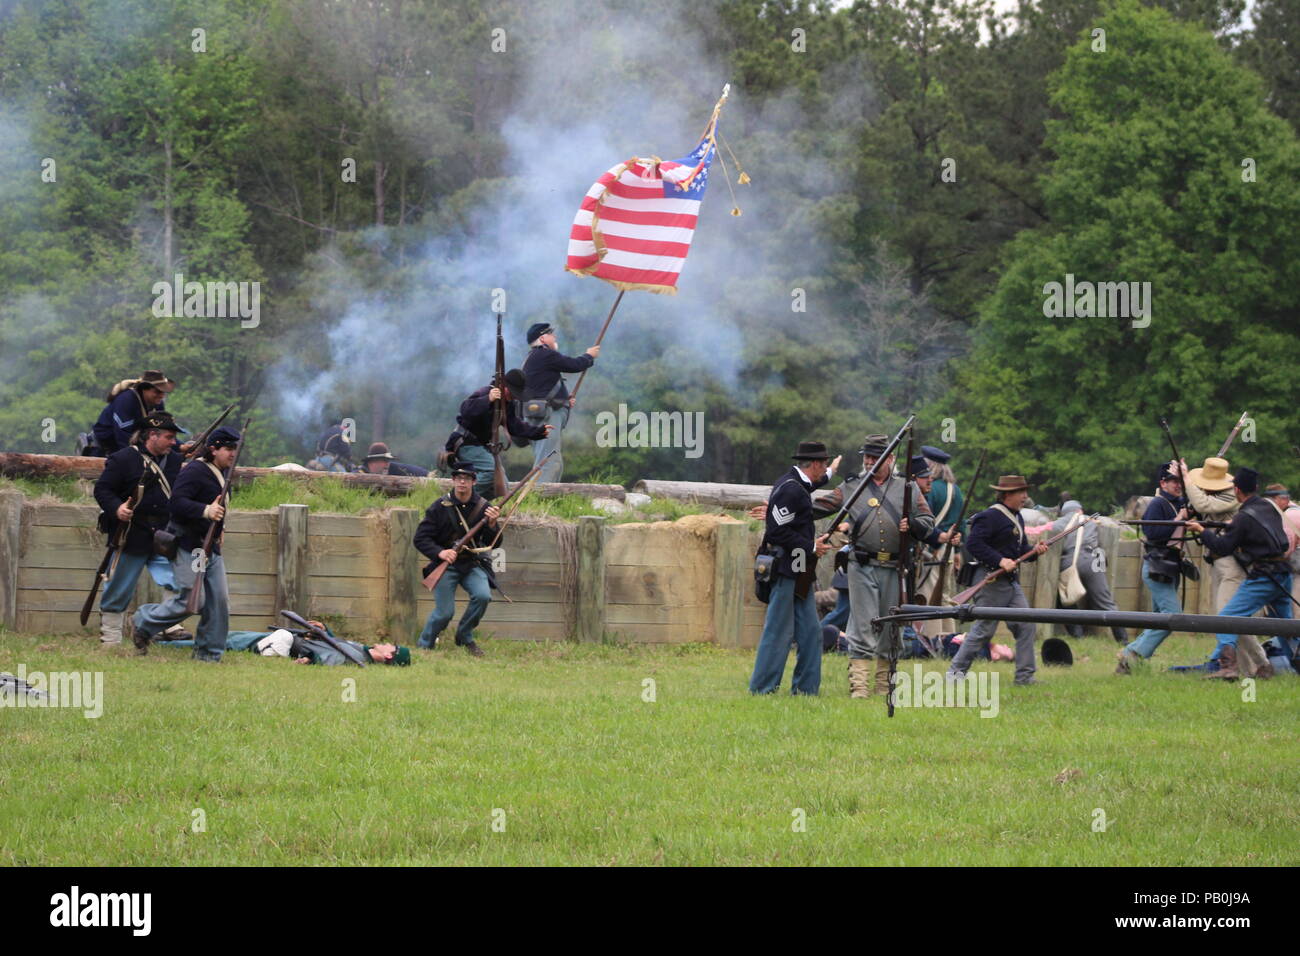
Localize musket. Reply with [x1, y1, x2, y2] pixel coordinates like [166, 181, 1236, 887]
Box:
[1122, 519, 1228, 529]
[899, 429, 916, 604]
[823, 416, 917, 536]
[889, 424, 917, 717]
[79, 477, 145, 626]
[951, 513, 1100, 605]
[1158, 417, 1198, 550]
[808, 415, 916, 606]
[186, 417, 251, 615]
[488, 312, 510, 499]
[278, 609, 369, 666]
[928, 448, 985, 605]
[422, 452, 554, 591]
[184, 402, 237, 461]
[1217, 410, 1249, 458]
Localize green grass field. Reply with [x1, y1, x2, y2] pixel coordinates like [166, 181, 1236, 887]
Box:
[1, 629, 1295, 866]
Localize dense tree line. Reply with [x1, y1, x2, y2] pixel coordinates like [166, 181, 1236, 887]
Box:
[0, 0, 1294, 505]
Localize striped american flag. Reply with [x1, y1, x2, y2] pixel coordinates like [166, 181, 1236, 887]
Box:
[565, 133, 716, 295]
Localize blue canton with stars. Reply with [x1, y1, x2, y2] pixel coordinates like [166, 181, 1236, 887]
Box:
[664, 137, 716, 199]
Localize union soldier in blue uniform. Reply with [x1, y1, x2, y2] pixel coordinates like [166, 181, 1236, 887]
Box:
[1187, 466, 1293, 680]
[310, 423, 354, 472]
[362, 442, 429, 478]
[748, 440, 837, 695]
[132, 425, 241, 661]
[91, 411, 184, 644]
[89, 370, 182, 457]
[157, 620, 413, 666]
[945, 474, 1049, 686]
[1116, 462, 1189, 674]
[519, 322, 598, 482]
[412, 462, 501, 657]
[442, 368, 550, 498]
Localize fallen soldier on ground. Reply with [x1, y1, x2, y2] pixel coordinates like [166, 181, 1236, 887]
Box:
[156, 621, 411, 666]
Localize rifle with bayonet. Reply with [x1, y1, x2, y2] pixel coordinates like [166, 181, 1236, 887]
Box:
[928, 448, 985, 605]
[899, 428, 917, 604]
[808, 416, 917, 604]
[1122, 519, 1228, 530]
[951, 513, 1101, 605]
[1218, 410, 1249, 458]
[488, 312, 510, 499]
[79, 476, 145, 626]
[186, 417, 251, 615]
[888, 423, 918, 717]
[278, 609, 368, 666]
[422, 452, 554, 591]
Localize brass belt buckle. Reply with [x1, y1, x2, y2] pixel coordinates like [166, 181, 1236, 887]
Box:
[877, 551, 890, 562]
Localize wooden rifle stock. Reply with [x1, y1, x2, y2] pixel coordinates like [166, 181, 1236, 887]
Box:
[928, 448, 986, 605]
[951, 513, 1100, 605]
[79, 479, 145, 625]
[422, 452, 553, 591]
[186, 417, 251, 615]
[489, 312, 510, 499]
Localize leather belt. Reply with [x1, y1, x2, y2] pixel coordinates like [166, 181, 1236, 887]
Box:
[854, 550, 899, 566]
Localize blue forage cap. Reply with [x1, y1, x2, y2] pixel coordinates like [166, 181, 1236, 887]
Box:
[920, 445, 951, 463]
[207, 425, 241, 448]
[526, 322, 554, 344]
[909, 455, 931, 478]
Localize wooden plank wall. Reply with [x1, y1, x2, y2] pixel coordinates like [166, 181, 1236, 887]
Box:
[1, 494, 1230, 646]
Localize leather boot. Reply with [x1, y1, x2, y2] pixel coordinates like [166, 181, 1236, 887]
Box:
[1111, 627, 1130, 644]
[99, 611, 124, 645]
[1208, 644, 1239, 680]
[872, 659, 893, 698]
[848, 659, 871, 699]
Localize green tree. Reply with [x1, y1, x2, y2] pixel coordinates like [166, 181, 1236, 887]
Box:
[950, 0, 1300, 506]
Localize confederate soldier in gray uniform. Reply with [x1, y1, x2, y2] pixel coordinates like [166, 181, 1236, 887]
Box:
[946, 475, 1049, 686]
[815, 435, 938, 698]
[1046, 499, 1128, 643]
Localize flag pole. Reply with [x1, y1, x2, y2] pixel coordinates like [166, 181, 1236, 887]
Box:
[568, 289, 623, 406]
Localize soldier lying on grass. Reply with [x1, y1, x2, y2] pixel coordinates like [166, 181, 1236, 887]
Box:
[156, 620, 411, 666]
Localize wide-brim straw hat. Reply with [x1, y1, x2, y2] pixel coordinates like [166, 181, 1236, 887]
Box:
[1185, 456, 1234, 492]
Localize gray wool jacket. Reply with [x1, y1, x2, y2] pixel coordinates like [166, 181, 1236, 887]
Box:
[1048, 511, 1101, 570]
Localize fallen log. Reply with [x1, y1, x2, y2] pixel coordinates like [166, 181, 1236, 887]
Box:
[0, 454, 626, 501]
[632, 478, 838, 510]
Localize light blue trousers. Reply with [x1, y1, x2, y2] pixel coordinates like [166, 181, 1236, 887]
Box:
[100, 550, 176, 613]
[134, 552, 229, 662]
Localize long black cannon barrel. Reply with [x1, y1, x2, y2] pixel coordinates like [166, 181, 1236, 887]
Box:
[877, 604, 1300, 638]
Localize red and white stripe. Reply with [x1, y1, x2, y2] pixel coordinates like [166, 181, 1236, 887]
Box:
[565, 159, 702, 294]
